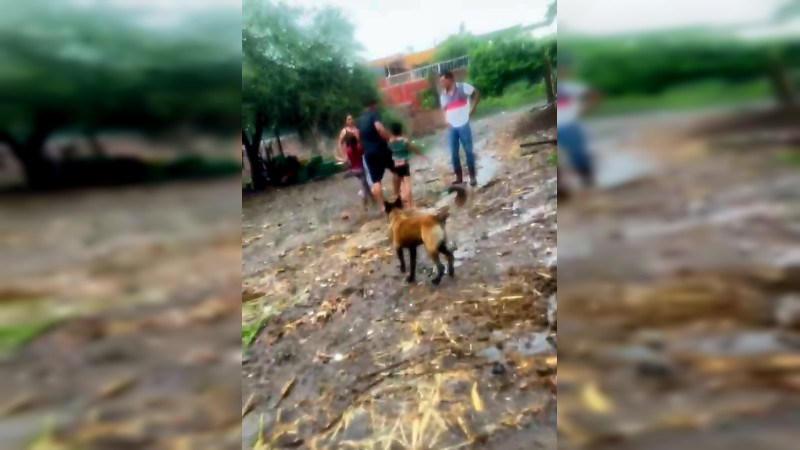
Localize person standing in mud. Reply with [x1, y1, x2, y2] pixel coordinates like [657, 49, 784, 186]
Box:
[357, 98, 401, 208]
[336, 114, 361, 163]
[439, 69, 481, 186]
[556, 56, 602, 189]
[337, 114, 371, 209]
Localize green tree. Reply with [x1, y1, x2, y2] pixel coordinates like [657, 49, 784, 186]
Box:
[546, 1, 557, 25]
[242, 0, 379, 190]
[434, 33, 482, 62]
[771, 0, 799, 104]
[0, 2, 240, 189]
[542, 2, 558, 103]
[468, 38, 547, 97]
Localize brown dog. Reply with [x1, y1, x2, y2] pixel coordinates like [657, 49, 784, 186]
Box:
[384, 186, 466, 285]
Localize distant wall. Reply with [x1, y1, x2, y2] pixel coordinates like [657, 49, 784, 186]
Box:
[388, 104, 446, 138]
[380, 68, 468, 109]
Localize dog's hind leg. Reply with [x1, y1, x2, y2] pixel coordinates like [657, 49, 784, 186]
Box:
[439, 242, 455, 278]
[406, 246, 417, 283]
[397, 248, 406, 274]
[429, 249, 445, 285]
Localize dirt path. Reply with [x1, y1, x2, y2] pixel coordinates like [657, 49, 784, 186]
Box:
[242, 108, 558, 449]
[0, 180, 242, 449]
[557, 106, 800, 449]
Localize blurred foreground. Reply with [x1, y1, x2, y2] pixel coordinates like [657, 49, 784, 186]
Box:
[558, 101, 800, 448]
[0, 180, 242, 448]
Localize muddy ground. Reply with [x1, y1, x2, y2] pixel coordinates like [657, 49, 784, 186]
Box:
[242, 108, 559, 449]
[0, 180, 243, 449]
[557, 105, 800, 449]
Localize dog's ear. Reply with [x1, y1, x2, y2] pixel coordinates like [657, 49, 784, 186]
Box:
[394, 197, 403, 208]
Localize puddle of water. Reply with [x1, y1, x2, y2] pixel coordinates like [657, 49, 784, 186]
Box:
[452, 244, 475, 268]
[623, 203, 789, 241]
[595, 151, 656, 189]
[543, 247, 557, 268]
[488, 205, 550, 237]
[476, 153, 499, 187]
[546, 295, 556, 328]
[241, 413, 264, 449]
[513, 332, 556, 356]
[672, 331, 796, 357]
[0, 410, 68, 448]
[772, 247, 800, 267]
[477, 331, 555, 363]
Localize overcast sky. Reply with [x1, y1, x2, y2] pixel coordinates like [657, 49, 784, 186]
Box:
[99, 0, 788, 58]
[292, 0, 786, 60]
[559, 0, 784, 34]
[293, 0, 554, 60]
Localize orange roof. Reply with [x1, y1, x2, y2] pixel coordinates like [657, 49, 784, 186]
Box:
[370, 47, 436, 68]
[369, 53, 403, 67]
[404, 48, 436, 66]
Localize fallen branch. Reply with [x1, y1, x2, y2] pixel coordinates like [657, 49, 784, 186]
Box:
[520, 138, 557, 148]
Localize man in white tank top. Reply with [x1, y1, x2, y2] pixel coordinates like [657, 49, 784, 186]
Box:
[439, 69, 481, 186]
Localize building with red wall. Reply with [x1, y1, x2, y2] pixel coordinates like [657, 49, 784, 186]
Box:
[370, 52, 469, 110]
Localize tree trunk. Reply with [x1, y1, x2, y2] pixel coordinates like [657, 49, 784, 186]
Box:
[1, 128, 58, 190]
[308, 123, 321, 156]
[543, 55, 556, 105]
[768, 58, 796, 106]
[85, 131, 106, 157]
[242, 113, 268, 190]
[274, 127, 284, 157]
[264, 141, 273, 164]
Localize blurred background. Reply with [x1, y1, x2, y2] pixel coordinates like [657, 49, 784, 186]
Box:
[0, 0, 242, 448]
[557, 0, 800, 449]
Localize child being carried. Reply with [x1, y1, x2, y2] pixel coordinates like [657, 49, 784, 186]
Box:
[388, 122, 426, 209]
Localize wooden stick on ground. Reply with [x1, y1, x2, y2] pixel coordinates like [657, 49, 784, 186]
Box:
[520, 138, 557, 148]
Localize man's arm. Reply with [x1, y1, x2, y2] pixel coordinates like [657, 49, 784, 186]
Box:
[374, 121, 391, 141]
[440, 93, 450, 127]
[469, 87, 481, 117]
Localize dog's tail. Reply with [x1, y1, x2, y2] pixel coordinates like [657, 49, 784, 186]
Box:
[435, 206, 450, 224]
[447, 185, 468, 207]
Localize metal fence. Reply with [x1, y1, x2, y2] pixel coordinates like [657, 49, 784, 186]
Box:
[385, 55, 469, 87]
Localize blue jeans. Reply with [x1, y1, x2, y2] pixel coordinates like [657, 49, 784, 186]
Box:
[556, 123, 593, 183]
[447, 123, 475, 177]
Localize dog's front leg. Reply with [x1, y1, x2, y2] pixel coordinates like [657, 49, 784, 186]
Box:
[397, 248, 406, 273]
[406, 246, 417, 283]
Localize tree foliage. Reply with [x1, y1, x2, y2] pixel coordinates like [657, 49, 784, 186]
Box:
[434, 4, 557, 99]
[562, 36, 800, 97]
[242, 0, 381, 189]
[469, 38, 553, 97]
[546, 1, 557, 25]
[242, 0, 379, 136]
[0, 0, 240, 189]
[434, 33, 483, 63]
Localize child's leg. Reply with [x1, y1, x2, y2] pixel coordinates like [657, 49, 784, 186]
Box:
[401, 175, 413, 209]
[392, 172, 402, 200]
[357, 172, 371, 209]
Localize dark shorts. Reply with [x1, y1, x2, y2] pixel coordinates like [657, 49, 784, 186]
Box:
[363, 150, 398, 185]
[393, 162, 410, 178]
